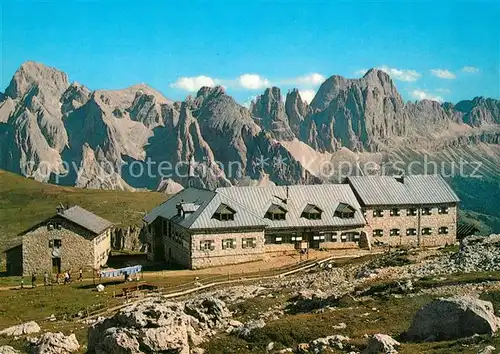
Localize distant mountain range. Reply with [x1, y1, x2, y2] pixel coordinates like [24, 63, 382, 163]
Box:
[0, 62, 498, 195]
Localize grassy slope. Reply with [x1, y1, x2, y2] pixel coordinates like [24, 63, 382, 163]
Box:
[0, 169, 168, 250]
[450, 176, 500, 234]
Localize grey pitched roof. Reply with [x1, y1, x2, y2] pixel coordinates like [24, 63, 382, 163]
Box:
[143, 188, 267, 230]
[216, 185, 366, 229]
[347, 175, 460, 206]
[58, 206, 113, 234]
[144, 184, 366, 230]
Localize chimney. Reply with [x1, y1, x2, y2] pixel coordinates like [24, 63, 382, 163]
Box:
[56, 203, 65, 214]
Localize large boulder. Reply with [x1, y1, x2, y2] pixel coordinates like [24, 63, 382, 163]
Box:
[88, 296, 231, 354]
[363, 334, 400, 353]
[30, 332, 80, 354]
[0, 321, 41, 337]
[405, 296, 500, 341]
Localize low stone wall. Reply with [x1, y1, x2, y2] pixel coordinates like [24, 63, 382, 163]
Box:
[319, 241, 359, 250]
[191, 253, 264, 269]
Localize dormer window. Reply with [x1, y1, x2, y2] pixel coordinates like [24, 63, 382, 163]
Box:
[301, 204, 322, 220]
[265, 204, 287, 221]
[212, 204, 236, 221]
[334, 203, 355, 219]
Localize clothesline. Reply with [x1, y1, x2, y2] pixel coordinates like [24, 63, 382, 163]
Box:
[98, 265, 142, 278]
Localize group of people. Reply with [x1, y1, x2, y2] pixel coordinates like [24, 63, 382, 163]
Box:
[21, 268, 84, 288]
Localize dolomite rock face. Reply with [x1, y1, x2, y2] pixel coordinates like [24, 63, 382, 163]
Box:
[0, 61, 499, 192]
[251, 87, 295, 141]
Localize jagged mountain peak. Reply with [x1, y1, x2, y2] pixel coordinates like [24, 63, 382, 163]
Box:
[5, 61, 69, 100]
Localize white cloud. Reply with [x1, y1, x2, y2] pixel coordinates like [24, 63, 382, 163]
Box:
[299, 89, 316, 104]
[436, 88, 451, 93]
[171, 75, 218, 92]
[354, 69, 368, 76]
[462, 66, 480, 73]
[237, 74, 271, 90]
[377, 66, 421, 82]
[294, 73, 325, 85]
[410, 89, 444, 103]
[430, 69, 456, 79]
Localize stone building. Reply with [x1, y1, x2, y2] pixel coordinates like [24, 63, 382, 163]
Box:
[144, 175, 459, 269]
[144, 185, 369, 269]
[346, 175, 459, 247]
[14, 205, 113, 275]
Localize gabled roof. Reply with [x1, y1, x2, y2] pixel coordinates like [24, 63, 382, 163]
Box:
[144, 184, 366, 230]
[347, 175, 460, 206]
[57, 206, 113, 234]
[143, 188, 267, 230]
[302, 204, 323, 214]
[19, 205, 113, 236]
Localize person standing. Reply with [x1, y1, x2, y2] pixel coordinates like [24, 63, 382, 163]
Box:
[78, 268, 83, 281]
[31, 272, 36, 288]
[44, 271, 49, 286]
[20, 276, 24, 289]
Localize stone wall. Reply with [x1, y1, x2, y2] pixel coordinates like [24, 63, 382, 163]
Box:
[93, 229, 111, 268]
[364, 203, 457, 247]
[191, 229, 265, 269]
[22, 217, 110, 275]
[163, 222, 192, 268]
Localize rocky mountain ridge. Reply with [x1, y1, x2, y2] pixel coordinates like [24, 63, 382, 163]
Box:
[0, 61, 499, 192]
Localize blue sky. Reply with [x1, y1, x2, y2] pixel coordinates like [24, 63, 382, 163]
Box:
[1, 0, 499, 105]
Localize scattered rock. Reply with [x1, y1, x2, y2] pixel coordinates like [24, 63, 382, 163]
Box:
[477, 345, 496, 354]
[296, 343, 310, 353]
[333, 322, 347, 330]
[96, 284, 105, 292]
[310, 335, 350, 352]
[363, 333, 400, 354]
[0, 346, 20, 354]
[405, 296, 500, 341]
[30, 332, 80, 354]
[231, 319, 266, 339]
[266, 341, 275, 352]
[0, 321, 41, 337]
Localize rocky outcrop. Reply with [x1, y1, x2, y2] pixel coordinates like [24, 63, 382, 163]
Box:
[0, 346, 20, 354]
[405, 296, 500, 341]
[285, 89, 309, 137]
[0, 321, 41, 337]
[88, 296, 231, 354]
[111, 225, 146, 251]
[251, 87, 295, 141]
[29, 332, 80, 354]
[155, 178, 184, 194]
[363, 334, 400, 354]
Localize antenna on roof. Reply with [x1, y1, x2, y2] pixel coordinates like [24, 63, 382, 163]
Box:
[187, 154, 194, 188]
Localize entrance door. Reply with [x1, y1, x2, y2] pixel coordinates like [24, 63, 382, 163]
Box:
[52, 257, 61, 274]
